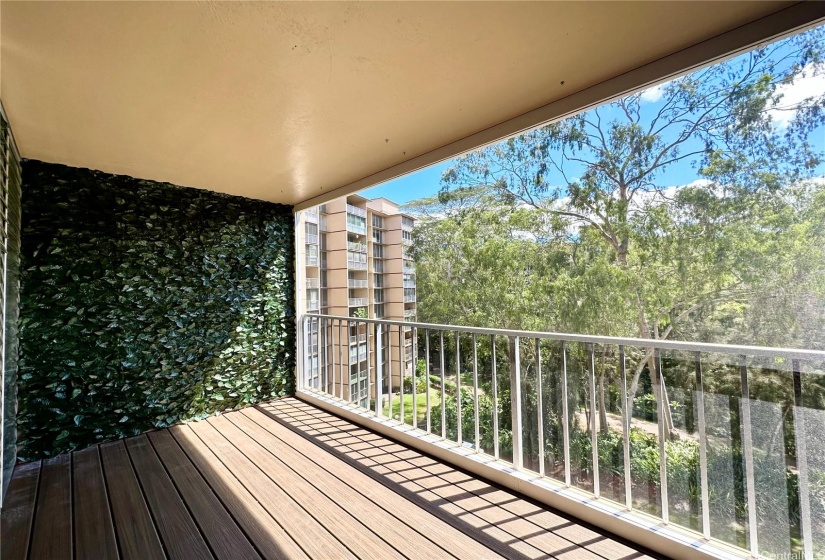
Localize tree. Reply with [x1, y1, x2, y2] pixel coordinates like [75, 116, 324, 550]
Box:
[433, 28, 825, 437]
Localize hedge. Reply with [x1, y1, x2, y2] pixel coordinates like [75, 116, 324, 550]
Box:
[17, 160, 295, 459]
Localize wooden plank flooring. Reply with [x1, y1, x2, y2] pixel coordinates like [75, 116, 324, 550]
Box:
[1, 398, 662, 560]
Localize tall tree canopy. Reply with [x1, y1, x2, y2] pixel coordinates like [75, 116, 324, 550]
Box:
[408, 28, 825, 435]
[416, 27, 825, 351]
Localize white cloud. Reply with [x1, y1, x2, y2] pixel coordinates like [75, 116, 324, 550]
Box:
[640, 81, 669, 103]
[768, 62, 825, 128]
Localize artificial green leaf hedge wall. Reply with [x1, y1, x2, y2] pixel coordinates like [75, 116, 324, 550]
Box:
[18, 160, 295, 459]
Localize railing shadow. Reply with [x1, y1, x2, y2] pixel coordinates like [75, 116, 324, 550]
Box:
[254, 398, 661, 560]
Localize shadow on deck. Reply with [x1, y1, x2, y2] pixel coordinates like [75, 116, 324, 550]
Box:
[1, 397, 663, 559]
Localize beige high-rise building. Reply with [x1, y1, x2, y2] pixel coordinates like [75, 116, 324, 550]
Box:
[298, 195, 416, 407]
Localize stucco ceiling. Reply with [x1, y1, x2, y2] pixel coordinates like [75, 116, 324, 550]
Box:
[0, 1, 810, 205]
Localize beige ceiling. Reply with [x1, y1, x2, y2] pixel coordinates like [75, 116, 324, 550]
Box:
[0, 1, 808, 206]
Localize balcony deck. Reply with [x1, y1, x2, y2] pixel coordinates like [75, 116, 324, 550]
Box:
[1, 398, 658, 560]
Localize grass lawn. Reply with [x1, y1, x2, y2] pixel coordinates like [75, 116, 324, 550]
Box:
[383, 389, 441, 425]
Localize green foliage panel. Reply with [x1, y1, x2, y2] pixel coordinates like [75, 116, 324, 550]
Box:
[18, 161, 295, 460]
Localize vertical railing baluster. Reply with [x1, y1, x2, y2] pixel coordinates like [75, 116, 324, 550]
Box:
[562, 342, 571, 486]
[456, 331, 462, 445]
[412, 327, 417, 429]
[320, 318, 325, 393]
[440, 331, 446, 439]
[695, 351, 710, 539]
[588, 343, 599, 497]
[297, 316, 305, 392]
[739, 355, 758, 556]
[473, 334, 480, 453]
[536, 339, 544, 477]
[338, 319, 343, 400]
[656, 349, 668, 523]
[414, 330, 419, 429]
[399, 325, 405, 424]
[425, 329, 431, 433]
[365, 320, 371, 411]
[313, 316, 320, 390]
[375, 323, 383, 416]
[492, 335, 499, 460]
[511, 336, 523, 470]
[620, 345, 631, 510]
[330, 318, 336, 398]
[328, 318, 333, 394]
[345, 318, 350, 402]
[793, 359, 814, 560]
[352, 320, 357, 399]
[318, 318, 329, 393]
[314, 316, 319, 389]
[387, 324, 393, 417]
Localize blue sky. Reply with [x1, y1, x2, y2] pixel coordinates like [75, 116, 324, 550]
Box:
[363, 30, 825, 208]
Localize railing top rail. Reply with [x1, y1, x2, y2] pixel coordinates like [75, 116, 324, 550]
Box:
[300, 313, 825, 361]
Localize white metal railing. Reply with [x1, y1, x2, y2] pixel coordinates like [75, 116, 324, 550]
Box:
[348, 298, 367, 306]
[305, 300, 319, 311]
[403, 280, 416, 288]
[306, 255, 318, 266]
[306, 278, 319, 289]
[403, 265, 415, 274]
[348, 241, 367, 253]
[348, 279, 368, 289]
[404, 295, 416, 303]
[304, 209, 319, 222]
[348, 260, 367, 271]
[350, 333, 367, 345]
[298, 314, 825, 560]
[346, 204, 367, 218]
[404, 309, 416, 318]
[306, 233, 319, 245]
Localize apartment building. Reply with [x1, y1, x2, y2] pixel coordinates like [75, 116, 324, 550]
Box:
[299, 195, 416, 407]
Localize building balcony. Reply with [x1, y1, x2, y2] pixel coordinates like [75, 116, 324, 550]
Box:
[306, 255, 319, 267]
[348, 297, 367, 306]
[305, 299, 320, 311]
[306, 277, 320, 289]
[403, 265, 415, 274]
[346, 223, 366, 235]
[304, 209, 319, 222]
[403, 309, 416, 318]
[305, 233, 319, 245]
[349, 333, 367, 345]
[348, 260, 367, 270]
[345, 204, 367, 218]
[403, 280, 416, 288]
[347, 279, 368, 289]
[349, 349, 368, 362]
[403, 295, 416, 303]
[347, 241, 366, 253]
